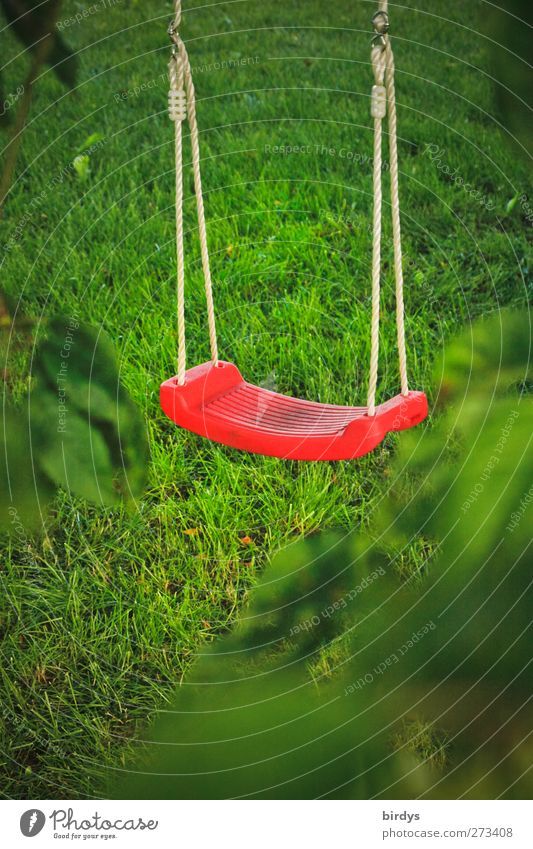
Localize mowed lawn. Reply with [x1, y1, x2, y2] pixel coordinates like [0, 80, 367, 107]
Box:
[0, 0, 530, 797]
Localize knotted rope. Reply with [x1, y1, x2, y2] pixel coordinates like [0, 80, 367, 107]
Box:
[367, 0, 409, 415]
[167, 1, 409, 406]
[168, 0, 218, 384]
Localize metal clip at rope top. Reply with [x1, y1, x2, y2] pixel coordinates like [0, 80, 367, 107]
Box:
[371, 10, 389, 49]
[168, 19, 181, 49]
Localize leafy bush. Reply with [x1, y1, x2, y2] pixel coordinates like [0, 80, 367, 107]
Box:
[1, 298, 148, 530]
[114, 310, 532, 799]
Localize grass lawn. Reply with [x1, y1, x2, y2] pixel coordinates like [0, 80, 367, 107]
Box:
[0, 0, 530, 797]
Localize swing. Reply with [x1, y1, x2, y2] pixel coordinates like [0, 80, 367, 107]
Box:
[160, 1, 428, 461]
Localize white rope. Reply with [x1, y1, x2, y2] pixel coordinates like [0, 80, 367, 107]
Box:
[168, 1, 219, 381]
[180, 44, 219, 366]
[367, 1, 409, 414]
[169, 53, 187, 384]
[168, 1, 407, 401]
[385, 40, 409, 397]
[367, 39, 386, 416]
[367, 44, 385, 417]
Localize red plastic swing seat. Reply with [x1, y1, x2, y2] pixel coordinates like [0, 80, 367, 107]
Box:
[160, 361, 428, 461]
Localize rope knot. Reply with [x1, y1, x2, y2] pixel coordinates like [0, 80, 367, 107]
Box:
[371, 84, 386, 118]
[168, 88, 187, 121]
[367, 0, 410, 411]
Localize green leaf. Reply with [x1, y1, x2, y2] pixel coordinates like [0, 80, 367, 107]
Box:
[65, 378, 119, 424]
[77, 132, 105, 154]
[72, 154, 90, 181]
[31, 319, 148, 504]
[1, 312, 147, 531]
[32, 389, 117, 505]
[505, 194, 519, 214]
[435, 309, 532, 405]
[35, 320, 120, 398]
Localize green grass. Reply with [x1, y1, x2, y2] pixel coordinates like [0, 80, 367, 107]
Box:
[0, 0, 530, 797]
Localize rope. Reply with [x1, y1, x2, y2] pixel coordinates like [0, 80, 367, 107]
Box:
[169, 53, 186, 384]
[181, 45, 219, 366]
[168, 1, 408, 402]
[367, 1, 409, 414]
[168, 1, 218, 382]
[385, 40, 409, 397]
[172, 0, 181, 29]
[367, 44, 386, 417]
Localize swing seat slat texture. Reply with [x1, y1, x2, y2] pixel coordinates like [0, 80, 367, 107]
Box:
[160, 362, 428, 461]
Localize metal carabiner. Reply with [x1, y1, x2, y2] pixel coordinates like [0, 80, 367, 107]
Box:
[371, 10, 389, 49]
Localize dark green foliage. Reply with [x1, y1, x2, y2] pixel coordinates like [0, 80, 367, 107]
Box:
[0, 0, 530, 797]
[481, 0, 533, 157]
[0, 0, 77, 90]
[1, 310, 148, 530]
[116, 310, 532, 799]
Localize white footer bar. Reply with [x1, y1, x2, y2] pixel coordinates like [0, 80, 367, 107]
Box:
[1, 799, 529, 849]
